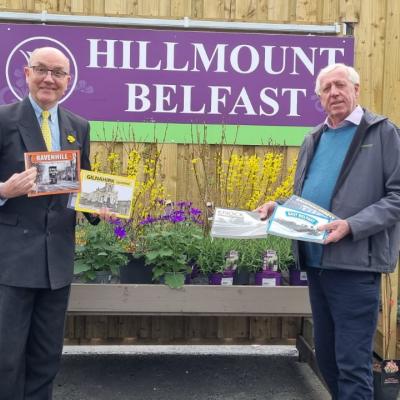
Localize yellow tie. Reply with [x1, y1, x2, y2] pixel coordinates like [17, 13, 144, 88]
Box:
[41, 110, 52, 151]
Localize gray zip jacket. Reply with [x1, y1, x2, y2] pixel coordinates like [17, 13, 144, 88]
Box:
[293, 109, 400, 273]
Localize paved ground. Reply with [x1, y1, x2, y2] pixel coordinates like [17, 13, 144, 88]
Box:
[54, 346, 330, 400]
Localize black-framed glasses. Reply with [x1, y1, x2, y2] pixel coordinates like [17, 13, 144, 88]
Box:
[29, 65, 69, 79]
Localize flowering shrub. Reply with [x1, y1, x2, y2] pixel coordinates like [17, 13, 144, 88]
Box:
[190, 144, 296, 220]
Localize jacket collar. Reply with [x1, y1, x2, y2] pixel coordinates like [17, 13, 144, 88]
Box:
[58, 107, 80, 150]
[17, 97, 80, 152]
[306, 109, 388, 200]
[17, 97, 47, 152]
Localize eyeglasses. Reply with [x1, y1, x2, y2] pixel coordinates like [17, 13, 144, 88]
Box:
[29, 65, 69, 79]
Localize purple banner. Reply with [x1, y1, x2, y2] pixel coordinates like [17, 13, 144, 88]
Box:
[0, 23, 353, 126]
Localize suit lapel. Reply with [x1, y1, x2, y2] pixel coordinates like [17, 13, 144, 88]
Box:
[59, 108, 80, 151]
[17, 98, 47, 152]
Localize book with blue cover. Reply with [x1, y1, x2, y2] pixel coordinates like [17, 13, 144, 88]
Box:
[267, 204, 331, 243]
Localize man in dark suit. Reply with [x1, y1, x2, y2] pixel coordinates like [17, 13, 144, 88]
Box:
[0, 47, 98, 399]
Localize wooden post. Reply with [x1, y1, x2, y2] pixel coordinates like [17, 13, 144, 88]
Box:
[375, 262, 399, 360]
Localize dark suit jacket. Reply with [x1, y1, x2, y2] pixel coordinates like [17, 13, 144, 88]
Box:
[0, 97, 95, 289]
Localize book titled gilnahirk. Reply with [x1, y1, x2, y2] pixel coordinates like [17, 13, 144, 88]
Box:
[73, 170, 135, 219]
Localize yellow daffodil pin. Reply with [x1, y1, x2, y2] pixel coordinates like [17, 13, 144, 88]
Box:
[67, 134, 76, 143]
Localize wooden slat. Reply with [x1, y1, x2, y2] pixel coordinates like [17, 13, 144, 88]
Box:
[89, 0, 105, 15]
[339, 0, 361, 22]
[234, 0, 257, 21]
[159, 143, 178, 200]
[265, 0, 291, 22]
[137, 0, 161, 17]
[191, 0, 204, 19]
[296, 0, 318, 23]
[355, 0, 386, 114]
[33, 0, 58, 12]
[377, 268, 399, 359]
[381, 0, 400, 125]
[203, 0, 225, 19]
[68, 284, 311, 316]
[321, 0, 340, 23]
[171, 0, 190, 17]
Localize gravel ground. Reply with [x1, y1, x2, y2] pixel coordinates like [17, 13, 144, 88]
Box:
[54, 345, 330, 400]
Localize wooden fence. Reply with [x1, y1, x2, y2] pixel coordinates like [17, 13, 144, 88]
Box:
[1, 0, 399, 348]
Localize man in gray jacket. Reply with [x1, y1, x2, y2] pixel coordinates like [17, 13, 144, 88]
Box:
[258, 63, 400, 399]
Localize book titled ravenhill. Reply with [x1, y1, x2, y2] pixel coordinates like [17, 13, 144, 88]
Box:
[24, 150, 81, 197]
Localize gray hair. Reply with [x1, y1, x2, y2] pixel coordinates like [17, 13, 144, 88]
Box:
[315, 63, 359, 95]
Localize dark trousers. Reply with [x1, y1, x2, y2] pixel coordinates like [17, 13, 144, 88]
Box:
[306, 268, 381, 400]
[0, 284, 70, 400]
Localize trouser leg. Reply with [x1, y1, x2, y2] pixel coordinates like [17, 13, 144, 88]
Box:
[307, 268, 339, 398]
[328, 270, 380, 400]
[308, 268, 380, 400]
[0, 285, 35, 400]
[24, 285, 70, 400]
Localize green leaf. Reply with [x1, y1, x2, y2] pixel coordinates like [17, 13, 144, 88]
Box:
[164, 273, 185, 289]
[74, 260, 91, 274]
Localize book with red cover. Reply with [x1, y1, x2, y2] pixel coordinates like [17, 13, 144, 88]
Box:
[24, 150, 81, 197]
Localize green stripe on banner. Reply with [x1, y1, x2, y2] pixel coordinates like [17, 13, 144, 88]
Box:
[89, 121, 312, 146]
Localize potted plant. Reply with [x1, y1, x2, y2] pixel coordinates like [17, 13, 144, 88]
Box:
[373, 359, 400, 400]
[140, 201, 204, 289]
[235, 237, 293, 286]
[235, 239, 264, 285]
[119, 228, 153, 284]
[197, 238, 238, 285]
[74, 219, 130, 283]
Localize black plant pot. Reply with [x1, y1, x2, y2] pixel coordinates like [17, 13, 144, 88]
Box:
[191, 273, 209, 285]
[373, 364, 400, 400]
[119, 255, 153, 284]
[92, 271, 112, 284]
[233, 269, 250, 285]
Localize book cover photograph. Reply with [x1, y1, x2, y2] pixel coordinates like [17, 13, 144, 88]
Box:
[74, 170, 135, 219]
[267, 205, 331, 243]
[211, 207, 268, 239]
[24, 150, 80, 197]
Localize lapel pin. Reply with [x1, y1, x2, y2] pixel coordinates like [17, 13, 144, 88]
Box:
[67, 134, 76, 144]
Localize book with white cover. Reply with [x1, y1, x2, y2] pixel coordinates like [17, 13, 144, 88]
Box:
[210, 208, 268, 239]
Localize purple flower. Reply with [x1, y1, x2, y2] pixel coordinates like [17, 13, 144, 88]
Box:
[190, 208, 202, 216]
[170, 210, 185, 223]
[139, 215, 157, 225]
[114, 225, 127, 239]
